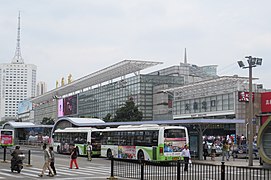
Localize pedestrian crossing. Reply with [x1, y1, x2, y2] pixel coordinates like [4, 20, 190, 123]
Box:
[0, 164, 111, 179]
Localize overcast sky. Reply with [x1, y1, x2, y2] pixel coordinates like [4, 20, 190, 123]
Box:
[1, 0, 270, 91]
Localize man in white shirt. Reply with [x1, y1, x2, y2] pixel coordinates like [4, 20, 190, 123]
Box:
[181, 145, 191, 171]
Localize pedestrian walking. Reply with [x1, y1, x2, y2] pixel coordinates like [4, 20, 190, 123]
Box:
[225, 142, 231, 161]
[181, 145, 191, 171]
[87, 142, 92, 161]
[203, 141, 208, 160]
[222, 140, 227, 161]
[48, 146, 57, 176]
[211, 143, 216, 161]
[70, 146, 79, 169]
[38, 144, 54, 177]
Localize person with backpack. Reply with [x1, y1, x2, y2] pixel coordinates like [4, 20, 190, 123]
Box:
[70, 146, 79, 169]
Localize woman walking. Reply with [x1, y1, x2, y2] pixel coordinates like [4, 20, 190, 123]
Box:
[70, 146, 79, 169]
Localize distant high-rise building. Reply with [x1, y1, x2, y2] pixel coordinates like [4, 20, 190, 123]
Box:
[36, 81, 47, 96]
[0, 12, 37, 121]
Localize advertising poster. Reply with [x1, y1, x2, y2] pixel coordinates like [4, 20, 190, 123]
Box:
[164, 138, 186, 156]
[58, 99, 64, 117]
[118, 146, 136, 159]
[63, 95, 77, 116]
[18, 100, 32, 114]
[0, 130, 13, 146]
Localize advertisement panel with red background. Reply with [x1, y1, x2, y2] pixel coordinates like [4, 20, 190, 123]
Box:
[261, 92, 271, 125]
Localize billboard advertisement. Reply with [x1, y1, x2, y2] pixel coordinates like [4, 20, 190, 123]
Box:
[18, 100, 32, 114]
[0, 130, 14, 146]
[63, 95, 77, 116]
[261, 92, 271, 113]
[238, 91, 254, 102]
[58, 99, 64, 117]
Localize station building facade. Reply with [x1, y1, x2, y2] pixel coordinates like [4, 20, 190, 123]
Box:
[27, 59, 268, 138]
[163, 76, 265, 136]
[29, 60, 218, 124]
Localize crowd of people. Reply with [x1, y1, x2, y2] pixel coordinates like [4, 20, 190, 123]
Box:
[203, 134, 257, 161]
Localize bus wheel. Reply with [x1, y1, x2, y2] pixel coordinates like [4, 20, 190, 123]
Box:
[137, 150, 145, 160]
[107, 149, 113, 159]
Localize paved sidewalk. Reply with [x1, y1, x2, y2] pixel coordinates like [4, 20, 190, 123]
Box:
[192, 157, 262, 167]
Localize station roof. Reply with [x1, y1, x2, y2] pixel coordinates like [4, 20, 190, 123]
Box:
[57, 117, 105, 126]
[31, 60, 162, 104]
[101, 119, 246, 127]
[52, 118, 245, 132]
[2, 121, 53, 129]
[53, 117, 105, 132]
[162, 76, 251, 93]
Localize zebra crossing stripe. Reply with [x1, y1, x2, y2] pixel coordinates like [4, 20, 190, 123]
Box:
[29, 166, 70, 176]
[0, 169, 25, 178]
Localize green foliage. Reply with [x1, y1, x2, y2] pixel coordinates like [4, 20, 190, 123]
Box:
[103, 113, 113, 122]
[112, 99, 143, 122]
[41, 117, 55, 125]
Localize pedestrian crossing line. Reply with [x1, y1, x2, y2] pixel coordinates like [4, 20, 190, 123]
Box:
[56, 164, 110, 172]
[3, 169, 37, 177]
[29, 166, 70, 176]
[0, 169, 25, 178]
[58, 166, 110, 175]
[51, 167, 94, 176]
[57, 164, 110, 171]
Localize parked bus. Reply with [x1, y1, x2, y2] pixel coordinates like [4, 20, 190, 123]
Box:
[0, 129, 14, 147]
[100, 124, 189, 161]
[52, 127, 102, 156]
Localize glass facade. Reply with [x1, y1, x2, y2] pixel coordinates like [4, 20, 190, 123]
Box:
[173, 92, 235, 117]
[78, 75, 184, 120]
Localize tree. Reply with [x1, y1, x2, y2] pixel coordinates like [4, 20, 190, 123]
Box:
[112, 98, 143, 122]
[103, 113, 113, 122]
[41, 117, 55, 125]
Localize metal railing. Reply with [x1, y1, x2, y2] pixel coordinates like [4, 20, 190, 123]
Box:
[109, 158, 271, 180]
[0, 147, 32, 166]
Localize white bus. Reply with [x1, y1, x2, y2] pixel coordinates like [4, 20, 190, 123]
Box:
[52, 127, 102, 156]
[100, 124, 189, 161]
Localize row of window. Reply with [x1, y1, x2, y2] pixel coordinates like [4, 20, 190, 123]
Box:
[101, 130, 159, 147]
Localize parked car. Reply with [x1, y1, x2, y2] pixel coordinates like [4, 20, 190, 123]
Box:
[232, 143, 259, 159]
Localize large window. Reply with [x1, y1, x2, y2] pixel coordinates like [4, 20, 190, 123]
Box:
[101, 130, 159, 147]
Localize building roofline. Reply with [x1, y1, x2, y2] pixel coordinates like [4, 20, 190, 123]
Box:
[31, 60, 162, 103]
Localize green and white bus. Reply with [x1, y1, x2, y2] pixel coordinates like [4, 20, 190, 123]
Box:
[100, 124, 189, 161]
[52, 127, 102, 156]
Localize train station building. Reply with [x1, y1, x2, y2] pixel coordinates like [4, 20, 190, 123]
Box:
[20, 59, 267, 138]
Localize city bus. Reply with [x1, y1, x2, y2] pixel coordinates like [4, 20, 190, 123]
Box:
[100, 124, 189, 161]
[0, 129, 14, 147]
[52, 127, 102, 156]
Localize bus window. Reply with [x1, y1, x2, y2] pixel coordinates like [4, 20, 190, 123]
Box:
[164, 129, 186, 139]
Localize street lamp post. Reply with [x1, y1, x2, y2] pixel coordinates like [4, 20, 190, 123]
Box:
[238, 56, 262, 166]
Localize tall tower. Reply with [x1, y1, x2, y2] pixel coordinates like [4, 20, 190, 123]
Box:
[12, 12, 24, 64]
[184, 48, 187, 64]
[0, 12, 37, 121]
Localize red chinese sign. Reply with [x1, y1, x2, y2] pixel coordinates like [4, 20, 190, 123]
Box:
[261, 92, 271, 113]
[238, 91, 254, 102]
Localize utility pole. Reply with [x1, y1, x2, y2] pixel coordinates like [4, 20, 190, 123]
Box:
[238, 56, 262, 166]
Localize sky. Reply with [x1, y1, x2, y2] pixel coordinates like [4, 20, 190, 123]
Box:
[0, 0, 270, 91]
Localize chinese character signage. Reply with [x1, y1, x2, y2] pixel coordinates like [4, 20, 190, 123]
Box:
[261, 92, 271, 113]
[238, 91, 254, 102]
